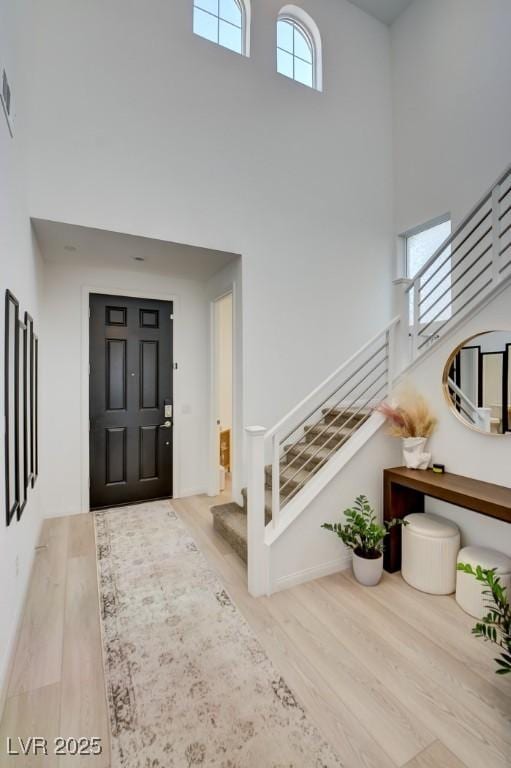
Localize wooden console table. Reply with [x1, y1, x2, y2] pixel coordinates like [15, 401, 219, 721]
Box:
[383, 467, 511, 572]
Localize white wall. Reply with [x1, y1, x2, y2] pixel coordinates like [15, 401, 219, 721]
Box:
[41, 260, 211, 516]
[25, 0, 395, 433]
[392, 0, 511, 236]
[0, 0, 45, 701]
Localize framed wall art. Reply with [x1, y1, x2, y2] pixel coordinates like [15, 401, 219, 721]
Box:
[5, 290, 19, 525]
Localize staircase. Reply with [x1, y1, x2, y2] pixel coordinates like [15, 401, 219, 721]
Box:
[212, 408, 370, 562]
[211, 163, 511, 591]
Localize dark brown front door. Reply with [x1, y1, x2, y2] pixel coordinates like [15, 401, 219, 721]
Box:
[89, 293, 173, 509]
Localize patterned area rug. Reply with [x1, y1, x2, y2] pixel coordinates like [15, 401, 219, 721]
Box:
[95, 501, 342, 767]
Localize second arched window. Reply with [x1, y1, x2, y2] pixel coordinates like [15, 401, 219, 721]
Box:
[277, 16, 315, 89]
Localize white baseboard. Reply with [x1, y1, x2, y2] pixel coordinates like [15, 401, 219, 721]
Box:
[270, 553, 352, 594]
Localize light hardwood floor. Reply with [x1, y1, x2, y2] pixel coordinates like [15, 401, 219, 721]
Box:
[1, 491, 510, 768]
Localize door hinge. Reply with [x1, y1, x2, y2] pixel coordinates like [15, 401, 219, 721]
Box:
[88, 477, 90, 488]
[173, 362, 178, 370]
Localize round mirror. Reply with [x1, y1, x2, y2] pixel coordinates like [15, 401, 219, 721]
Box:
[443, 331, 511, 435]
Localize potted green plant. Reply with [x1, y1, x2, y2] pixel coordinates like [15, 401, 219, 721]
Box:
[457, 562, 511, 675]
[321, 495, 407, 586]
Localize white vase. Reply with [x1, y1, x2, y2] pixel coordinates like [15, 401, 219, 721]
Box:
[402, 436, 431, 470]
[352, 550, 383, 586]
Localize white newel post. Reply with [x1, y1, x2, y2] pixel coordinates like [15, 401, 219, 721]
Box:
[392, 278, 413, 376]
[246, 426, 269, 597]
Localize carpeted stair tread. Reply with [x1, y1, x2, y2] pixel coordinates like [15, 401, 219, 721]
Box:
[211, 502, 248, 563]
[303, 423, 353, 445]
[322, 406, 370, 425]
[265, 464, 311, 492]
[283, 442, 334, 469]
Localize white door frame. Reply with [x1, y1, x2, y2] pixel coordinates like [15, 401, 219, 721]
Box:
[80, 285, 180, 513]
[208, 284, 240, 501]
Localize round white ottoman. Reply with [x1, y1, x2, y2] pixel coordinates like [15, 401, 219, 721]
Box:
[402, 513, 460, 595]
[456, 546, 511, 619]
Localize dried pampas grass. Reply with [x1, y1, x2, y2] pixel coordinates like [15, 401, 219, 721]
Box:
[377, 384, 437, 438]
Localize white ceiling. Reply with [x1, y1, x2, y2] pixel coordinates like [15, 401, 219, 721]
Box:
[347, 0, 413, 25]
[32, 219, 239, 282]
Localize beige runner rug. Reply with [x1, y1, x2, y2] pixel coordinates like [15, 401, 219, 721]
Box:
[95, 500, 342, 767]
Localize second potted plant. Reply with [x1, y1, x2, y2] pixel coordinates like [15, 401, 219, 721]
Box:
[321, 495, 407, 586]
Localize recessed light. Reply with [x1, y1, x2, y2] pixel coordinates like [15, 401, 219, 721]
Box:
[133, 256, 145, 262]
[64, 244, 77, 252]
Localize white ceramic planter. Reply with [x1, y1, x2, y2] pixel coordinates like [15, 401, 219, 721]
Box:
[352, 550, 383, 586]
[402, 436, 431, 470]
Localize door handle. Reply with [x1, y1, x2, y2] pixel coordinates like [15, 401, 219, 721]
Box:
[160, 420, 172, 429]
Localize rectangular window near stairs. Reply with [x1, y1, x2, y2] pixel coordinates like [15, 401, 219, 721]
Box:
[404, 215, 452, 325]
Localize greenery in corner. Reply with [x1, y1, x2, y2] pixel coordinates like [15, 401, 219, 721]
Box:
[321, 495, 407, 559]
[457, 562, 511, 676]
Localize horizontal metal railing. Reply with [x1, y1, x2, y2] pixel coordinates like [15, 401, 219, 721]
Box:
[265, 319, 398, 523]
[408, 164, 511, 356]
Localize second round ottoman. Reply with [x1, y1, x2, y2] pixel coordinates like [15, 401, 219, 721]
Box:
[456, 546, 511, 619]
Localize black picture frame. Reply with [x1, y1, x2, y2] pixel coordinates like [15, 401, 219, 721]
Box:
[24, 312, 35, 493]
[17, 317, 27, 520]
[33, 334, 39, 485]
[5, 289, 19, 526]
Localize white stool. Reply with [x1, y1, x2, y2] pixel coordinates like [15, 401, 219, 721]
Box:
[402, 513, 460, 595]
[456, 546, 511, 619]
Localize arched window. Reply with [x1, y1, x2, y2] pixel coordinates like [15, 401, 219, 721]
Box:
[193, 0, 250, 56]
[277, 6, 322, 90]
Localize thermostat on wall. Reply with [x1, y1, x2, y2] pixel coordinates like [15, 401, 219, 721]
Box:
[1, 65, 14, 137]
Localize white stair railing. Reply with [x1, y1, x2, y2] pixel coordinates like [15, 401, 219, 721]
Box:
[246, 316, 399, 595]
[407, 164, 511, 356]
[246, 162, 511, 597]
